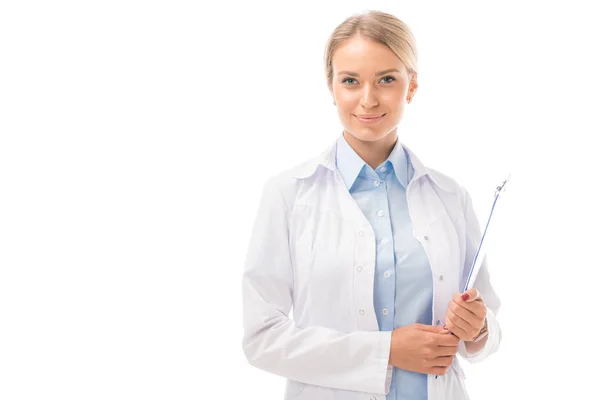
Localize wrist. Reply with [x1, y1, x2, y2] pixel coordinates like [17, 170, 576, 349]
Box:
[468, 318, 488, 343]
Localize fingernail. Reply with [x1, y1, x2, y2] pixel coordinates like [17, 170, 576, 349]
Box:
[461, 293, 470, 301]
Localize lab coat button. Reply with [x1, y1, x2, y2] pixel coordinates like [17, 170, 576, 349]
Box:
[381, 238, 388, 245]
[424, 235, 429, 241]
[358, 309, 365, 315]
[377, 210, 385, 217]
[384, 271, 390, 278]
[356, 266, 363, 272]
[439, 275, 444, 281]
[358, 230, 365, 236]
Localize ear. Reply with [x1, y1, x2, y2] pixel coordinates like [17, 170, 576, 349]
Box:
[408, 72, 418, 97]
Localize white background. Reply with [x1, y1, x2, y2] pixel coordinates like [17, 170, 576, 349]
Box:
[1, 1, 599, 399]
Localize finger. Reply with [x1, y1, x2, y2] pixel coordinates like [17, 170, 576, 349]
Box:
[461, 288, 481, 303]
[445, 315, 469, 340]
[435, 330, 460, 347]
[416, 324, 448, 334]
[448, 301, 481, 328]
[429, 365, 452, 376]
[445, 310, 472, 338]
[428, 355, 454, 368]
[428, 366, 450, 376]
[451, 293, 486, 319]
[433, 345, 459, 357]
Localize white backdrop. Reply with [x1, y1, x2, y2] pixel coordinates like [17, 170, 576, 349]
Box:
[1, 1, 599, 399]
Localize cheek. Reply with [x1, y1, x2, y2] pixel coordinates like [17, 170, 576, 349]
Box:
[382, 92, 405, 107]
[336, 92, 358, 109]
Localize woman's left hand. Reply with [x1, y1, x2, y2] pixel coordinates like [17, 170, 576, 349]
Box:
[444, 288, 487, 342]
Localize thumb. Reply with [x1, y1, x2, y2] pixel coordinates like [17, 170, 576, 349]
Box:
[461, 288, 481, 303]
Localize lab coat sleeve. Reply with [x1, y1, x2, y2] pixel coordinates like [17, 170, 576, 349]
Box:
[241, 177, 393, 395]
[457, 186, 502, 363]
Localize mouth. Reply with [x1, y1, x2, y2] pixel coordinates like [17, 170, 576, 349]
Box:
[355, 113, 386, 123]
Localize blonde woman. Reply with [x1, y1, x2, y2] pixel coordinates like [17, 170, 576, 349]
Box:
[241, 10, 501, 400]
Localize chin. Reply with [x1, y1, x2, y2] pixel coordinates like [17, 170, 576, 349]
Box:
[346, 126, 391, 142]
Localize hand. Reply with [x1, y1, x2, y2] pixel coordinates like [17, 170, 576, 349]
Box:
[388, 324, 459, 376]
[444, 288, 487, 342]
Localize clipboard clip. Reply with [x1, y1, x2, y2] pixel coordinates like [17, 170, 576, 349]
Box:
[494, 173, 511, 198]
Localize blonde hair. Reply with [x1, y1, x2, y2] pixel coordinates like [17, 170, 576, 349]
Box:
[324, 10, 418, 87]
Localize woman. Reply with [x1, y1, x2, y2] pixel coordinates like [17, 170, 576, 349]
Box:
[241, 10, 501, 400]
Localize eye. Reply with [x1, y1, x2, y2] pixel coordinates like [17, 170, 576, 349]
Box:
[341, 76, 396, 85]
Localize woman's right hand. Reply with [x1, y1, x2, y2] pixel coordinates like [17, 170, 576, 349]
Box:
[388, 324, 459, 376]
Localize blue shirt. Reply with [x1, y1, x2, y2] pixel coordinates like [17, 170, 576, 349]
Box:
[335, 134, 433, 400]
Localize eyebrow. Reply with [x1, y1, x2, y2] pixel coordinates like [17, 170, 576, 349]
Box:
[338, 68, 401, 77]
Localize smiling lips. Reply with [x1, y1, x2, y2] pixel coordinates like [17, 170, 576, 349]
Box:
[355, 113, 386, 123]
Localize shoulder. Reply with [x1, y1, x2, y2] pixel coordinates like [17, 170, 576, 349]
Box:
[260, 155, 324, 210]
[424, 167, 471, 213]
[426, 167, 463, 194]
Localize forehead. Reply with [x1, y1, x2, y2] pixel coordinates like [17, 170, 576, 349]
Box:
[332, 35, 404, 73]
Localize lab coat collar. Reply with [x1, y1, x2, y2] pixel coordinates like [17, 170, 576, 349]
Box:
[291, 137, 457, 194]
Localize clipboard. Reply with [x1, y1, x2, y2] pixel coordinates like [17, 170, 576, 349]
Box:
[435, 173, 511, 379]
[463, 173, 511, 292]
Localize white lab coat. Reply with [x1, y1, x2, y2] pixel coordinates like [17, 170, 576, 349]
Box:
[241, 139, 502, 400]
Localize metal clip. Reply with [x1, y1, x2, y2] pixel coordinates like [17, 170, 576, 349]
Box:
[495, 172, 512, 198]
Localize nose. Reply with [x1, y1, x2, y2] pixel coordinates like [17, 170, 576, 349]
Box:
[360, 85, 379, 108]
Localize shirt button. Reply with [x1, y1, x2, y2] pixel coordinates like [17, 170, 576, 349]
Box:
[374, 180, 381, 187]
[359, 309, 365, 315]
[381, 238, 388, 245]
[384, 271, 391, 278]
[377, 210, 385, 217]
[356, 266, 363, 272]
[439, 275, 444, 281]
[358, 230, 364, 236]
[382, 308, 389, 315]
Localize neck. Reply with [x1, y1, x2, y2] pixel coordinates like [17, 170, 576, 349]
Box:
[343, 130, 398, 170]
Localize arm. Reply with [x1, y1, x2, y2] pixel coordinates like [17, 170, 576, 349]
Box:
[241, 177, 392, 395]
[457, 186, 502, 362]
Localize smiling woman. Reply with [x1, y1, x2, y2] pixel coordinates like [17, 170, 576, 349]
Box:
[324, 12, 419, 169]
[242, 9, 501, 400]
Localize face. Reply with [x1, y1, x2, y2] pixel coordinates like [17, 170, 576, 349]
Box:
[329, 34, 418, 145]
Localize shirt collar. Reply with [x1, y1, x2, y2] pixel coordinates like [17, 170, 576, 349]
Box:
[291, 133, 456, 194]
[334, 134, 366, 190]
[335, 134, 411, 190]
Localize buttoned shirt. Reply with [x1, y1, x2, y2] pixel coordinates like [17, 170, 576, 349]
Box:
[336, 135, 431, 400]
